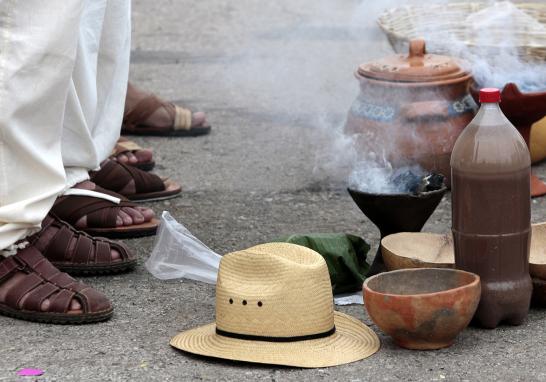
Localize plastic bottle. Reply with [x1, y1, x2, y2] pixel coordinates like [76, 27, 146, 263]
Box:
[451, 88, 532, 329]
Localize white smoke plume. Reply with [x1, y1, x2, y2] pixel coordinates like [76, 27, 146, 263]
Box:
[217, 0, 546, 193]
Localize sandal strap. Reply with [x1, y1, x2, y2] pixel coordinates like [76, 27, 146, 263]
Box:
[51, 187, 135, 229]
[0, 247, 110, 314]
[123, 95, 165, 129]
[5, 272, 44, 308]
[30, 215, 133, 265]
[0, 256, 23, 283]
[48, 288, 77, 313]
[0, 248, 72, 312]
[91, 160, 165, 195]
[174, 105, 192, 130]
[21, 283, 59, 311]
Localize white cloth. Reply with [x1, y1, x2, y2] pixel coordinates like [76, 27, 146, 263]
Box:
[0, 0, 130, 252]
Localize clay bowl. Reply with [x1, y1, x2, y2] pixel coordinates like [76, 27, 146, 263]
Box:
[382, 225, 546, 278]
[382, 232, 455, 271]
[530, 223, 546, 307]
[363, 268, 480, 350]
[530, 222, 546, 279]
[382, 226, 546, 308]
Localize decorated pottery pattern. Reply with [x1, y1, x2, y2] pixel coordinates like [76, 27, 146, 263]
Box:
[350, 94, 475, 123]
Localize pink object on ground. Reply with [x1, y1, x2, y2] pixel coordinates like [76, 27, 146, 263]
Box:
[17, 368, 44, 376]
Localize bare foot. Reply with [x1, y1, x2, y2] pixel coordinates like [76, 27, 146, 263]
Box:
[113, 137, 154, 166]
[125, 82, 209, 129]
[71, 180, 155, 228]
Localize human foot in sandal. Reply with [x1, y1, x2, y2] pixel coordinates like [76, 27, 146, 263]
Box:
[0, 245, 112, 324]
[28, 214, 137, 275]
[50, 181, 159, 239]
[111, 137, 155, 171]
[122, 82, 211, 137]
[91, 159, 181, 202]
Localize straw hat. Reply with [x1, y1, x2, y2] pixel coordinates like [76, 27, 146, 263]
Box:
[170, 243, 380, 368]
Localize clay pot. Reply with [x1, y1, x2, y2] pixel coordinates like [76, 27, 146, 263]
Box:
[363, 268, 480, 350]
[345, 39, 475, 187]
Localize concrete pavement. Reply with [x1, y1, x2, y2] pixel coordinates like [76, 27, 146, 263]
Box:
[2, 0, 546, 381]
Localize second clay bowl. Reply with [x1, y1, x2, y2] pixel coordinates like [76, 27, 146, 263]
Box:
[363, 268, 481, 350]
[381, 223, 546, 278]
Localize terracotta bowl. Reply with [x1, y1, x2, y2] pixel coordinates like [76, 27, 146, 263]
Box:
[363, 268, 480, 350]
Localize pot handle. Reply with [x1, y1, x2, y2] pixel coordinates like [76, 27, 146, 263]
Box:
[409, 39, 426, 67]
[400, 100, 450, 121]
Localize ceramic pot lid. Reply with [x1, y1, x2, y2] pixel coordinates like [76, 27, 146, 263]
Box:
[358, 39, 469, 83]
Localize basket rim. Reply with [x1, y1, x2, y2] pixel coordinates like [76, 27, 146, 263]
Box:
[377, 1, 546, 50]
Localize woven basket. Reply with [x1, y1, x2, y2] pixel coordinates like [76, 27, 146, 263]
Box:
[378, 2, 546, 62]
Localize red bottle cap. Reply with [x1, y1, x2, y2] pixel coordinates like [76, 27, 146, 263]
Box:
[479, 88, 501, 103]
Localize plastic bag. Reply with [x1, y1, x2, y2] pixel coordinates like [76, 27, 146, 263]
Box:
[333, 291, 364, 305]
[145, 211, 221, 284]
[145, 212, 360, 305]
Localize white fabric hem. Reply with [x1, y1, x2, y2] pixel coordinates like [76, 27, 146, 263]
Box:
[1, 240, 29, 258]
[63, 167, 90, 191]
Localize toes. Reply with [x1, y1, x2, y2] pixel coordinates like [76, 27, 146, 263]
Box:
[116, 216, 123, 227]
[136, 206, 155, 221]
[122, 207, 144, 225]
[164, 180, 181, 192]
[111, 249, 121, 261]
[41, 297, 82, 312]
[117, 154, 129, 164]
[134, 148, 153, 164]
[192, 111, 208, 127]
[126, 152, 138, 164]
[118, 210, 133, 226]
[69, 299, 82, 312]
[41, 299, 50, 312]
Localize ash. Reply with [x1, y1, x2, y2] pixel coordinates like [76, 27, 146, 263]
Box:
[349, 163, 445, 195]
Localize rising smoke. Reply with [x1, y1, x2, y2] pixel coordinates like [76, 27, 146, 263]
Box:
[218, 1, 546, 193]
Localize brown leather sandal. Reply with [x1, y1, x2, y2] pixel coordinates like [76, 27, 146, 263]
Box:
[90, 160, 182, 202]
[121, 94, 211, 137]
[111, 137, 155, 171]
[28, 215, 137, 275]
[50, 186, 159, 239]
[0, 246, 113, 324]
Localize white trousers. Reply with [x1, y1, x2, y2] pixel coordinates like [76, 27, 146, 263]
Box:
[0, 0, 131, 251]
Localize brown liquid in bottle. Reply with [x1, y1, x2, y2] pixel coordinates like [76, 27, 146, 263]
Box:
[451, 89, 532, 329]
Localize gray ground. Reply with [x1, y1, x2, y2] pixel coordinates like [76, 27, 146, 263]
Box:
[3, 0, 546, 381]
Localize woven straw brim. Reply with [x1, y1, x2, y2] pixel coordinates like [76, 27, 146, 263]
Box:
[170, 312, 380, 368]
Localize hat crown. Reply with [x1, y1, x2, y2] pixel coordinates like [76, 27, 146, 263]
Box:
[215, 243, 334, 338]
